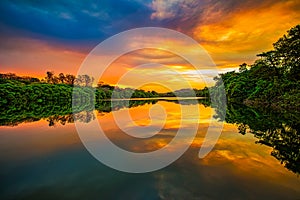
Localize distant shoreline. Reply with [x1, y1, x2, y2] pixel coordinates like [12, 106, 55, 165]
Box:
[105, 97, 207, 101]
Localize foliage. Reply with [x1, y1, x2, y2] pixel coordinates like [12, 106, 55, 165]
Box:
[0, 72, 161, 126]
[158, 87, 209, 97]
[211, 24, 300, 110]
[45, 71, 76, 85]
[0, 73, 40, 84]
[0, 82, 93, 126]
[0, 85, 158, 126]
[209, 25, 300, 174]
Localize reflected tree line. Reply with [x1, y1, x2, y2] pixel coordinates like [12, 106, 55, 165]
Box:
[0, 96, 210, 127]
[46, 111, 96, 127]
[214, 103, 300, 175]
[46, 99, 210, 127]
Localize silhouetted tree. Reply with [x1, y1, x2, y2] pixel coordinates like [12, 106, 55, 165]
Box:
[46, 71, 54, 83]
[65, 74, 75, 85]
[58, 73, 65, 84]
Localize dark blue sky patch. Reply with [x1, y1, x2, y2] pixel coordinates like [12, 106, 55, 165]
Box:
[0, 0, 155, 42]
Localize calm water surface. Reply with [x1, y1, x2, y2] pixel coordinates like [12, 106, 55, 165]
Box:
[0, 99, 299, 199]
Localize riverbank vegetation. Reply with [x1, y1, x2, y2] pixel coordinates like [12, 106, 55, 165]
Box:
[211, 24, 300, 111]
[0, 71, 210, 124]
[208, 25, 300, 174]
[0, 72, 160, 126]
[0, 72, 209, 126]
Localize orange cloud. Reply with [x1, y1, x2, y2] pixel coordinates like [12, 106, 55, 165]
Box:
[193, 0, 300, 68]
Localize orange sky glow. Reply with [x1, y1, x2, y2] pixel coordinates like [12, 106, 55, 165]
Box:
[0, 0, 299, 92]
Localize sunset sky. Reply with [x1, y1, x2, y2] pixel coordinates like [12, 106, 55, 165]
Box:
[0, 0, 299, 91]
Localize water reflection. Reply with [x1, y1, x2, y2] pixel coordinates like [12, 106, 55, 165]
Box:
[0, 98, 209, 127]
[1, 97, 299, 175]
[0, 99, 155, 126]
[214, 104, 300, 175]
[0, 98, 299, 199]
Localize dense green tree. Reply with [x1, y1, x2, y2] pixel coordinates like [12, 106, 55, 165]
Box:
[211, 24, 300, 110]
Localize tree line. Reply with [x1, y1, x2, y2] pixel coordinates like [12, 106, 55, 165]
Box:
[0, 71, 162, 127]
[209, 24, 300, 174]
[211, 24, 300, 111]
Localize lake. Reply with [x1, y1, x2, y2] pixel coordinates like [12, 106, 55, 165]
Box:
[0, 98, 299, 199]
